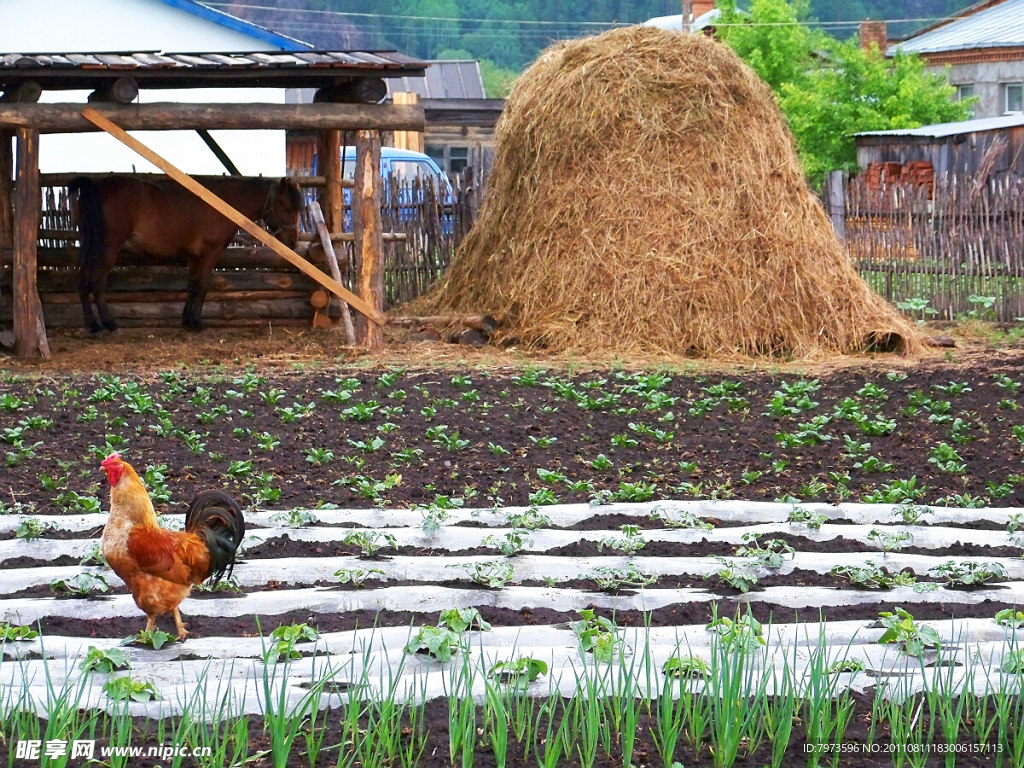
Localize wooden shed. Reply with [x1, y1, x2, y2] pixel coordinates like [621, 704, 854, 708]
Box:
[854, 113, 1024, 182]
[0, 49, 427, 358]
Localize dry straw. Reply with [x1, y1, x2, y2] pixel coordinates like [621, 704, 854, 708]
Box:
[415, 26, 922, 357]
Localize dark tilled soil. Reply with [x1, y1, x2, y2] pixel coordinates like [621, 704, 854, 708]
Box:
[4, 359, 1024, 515]
[33, 595, 1024, 640]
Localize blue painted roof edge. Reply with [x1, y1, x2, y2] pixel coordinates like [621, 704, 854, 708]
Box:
[157, 0, 312, 51]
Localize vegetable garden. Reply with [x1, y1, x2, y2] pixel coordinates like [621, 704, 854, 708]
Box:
[4, 356, 1024, 766]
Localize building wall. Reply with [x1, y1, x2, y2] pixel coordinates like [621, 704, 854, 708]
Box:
[0, 0, 282, 53]
[0, 0, 289, 176]
[932, 60, 1024, 118]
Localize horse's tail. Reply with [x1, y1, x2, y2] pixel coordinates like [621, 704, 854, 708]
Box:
[68, 177, 105, 273]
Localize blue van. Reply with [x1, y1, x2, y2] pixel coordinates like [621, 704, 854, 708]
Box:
[312, 147, 454, 232]
[313, 147, 451, 195]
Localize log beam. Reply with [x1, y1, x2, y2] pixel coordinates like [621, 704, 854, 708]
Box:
[87, 76, 139, 105]
[13, 128, 49, 359]
[0, 103, 425, 133]
[353, 129, 384, 352]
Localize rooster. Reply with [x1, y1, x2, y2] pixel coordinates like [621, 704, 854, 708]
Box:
[100, 453, 245, 640]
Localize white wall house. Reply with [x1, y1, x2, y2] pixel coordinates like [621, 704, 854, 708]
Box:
[0, 0, 310, 175]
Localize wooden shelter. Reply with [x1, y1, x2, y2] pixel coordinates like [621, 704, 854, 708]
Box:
[0, 49, 428, 358]
[854, 113, 1024, 182]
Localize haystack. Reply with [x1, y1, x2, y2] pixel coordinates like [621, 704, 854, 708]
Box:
[416, 26, 922, 357]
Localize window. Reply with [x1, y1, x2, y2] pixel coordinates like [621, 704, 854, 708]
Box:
[956, 84, 976, 117]
[425, 145, 446, 166]
[449, 147, 469, 175]
[1008, 83, 1024, 114]
[389, 160, 437, 183]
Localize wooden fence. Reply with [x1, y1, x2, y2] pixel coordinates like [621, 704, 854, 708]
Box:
[835, 173, 1024, 321]
[0, 172, 474, 330]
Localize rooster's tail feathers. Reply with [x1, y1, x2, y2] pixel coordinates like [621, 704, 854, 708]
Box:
[185, 490, 245, 584]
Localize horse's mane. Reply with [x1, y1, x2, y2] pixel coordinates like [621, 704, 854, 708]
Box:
[280, 178, 303, 210]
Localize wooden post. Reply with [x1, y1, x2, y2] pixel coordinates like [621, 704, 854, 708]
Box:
[392, 93, 424, 153]
[317, 129, 343, 233]
[353, 130, 384, 352]
[0, 130, 13, 250]
[13, 128, 49, 359]
[826, 170, 846, 244]
[309, 200, 356, 345]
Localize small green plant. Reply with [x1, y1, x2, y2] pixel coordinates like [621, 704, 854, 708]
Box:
[16, 517, 53, 541]
[50, 572, 109, 598]
[928, 443, 967, 474]
[505, 507, 552, 530]
[597, 524, 646, 554]
[305, 447, 334, 466]
[868, 528, 914, 554]
[487, 657, 548, 691]
[450, 561, 515, 588]
[0, 623, 38, 641]
[586, 563, 657, 592]
[334, 567, 386, 588]
[404, 626, 461, 662]
[662, 654, 710, 678]
[265, 623, 319, 663]
[570, 609, 625, 662]
[787, 507, 827, 529]
[123, 629, 176, 650]
[876, 607, 940, 657]
[831, 563, 917, 590]
[419, 504, 453, 535]
[439, 607, 492, 633]
[893, 503, 931, 525]
[707, 557, 759, 593]
[828, 658, 866, 675]
[705, 613, 766, 652]
[590, 453, 613, 470]
[342, 530, 398, 557]
[1002, 649, 1024, 673]
[268, 509, 318, 528]
[995, 609, 1024, 629]
[103, 676, 160, 702]
[613, 480, 657, 502]
[736, 534, 794, 569]
[929, 561, 1008, 587]
[80, 646, 130, 673]
[650, 507, 713, 530]
[482, 530, 532, 556]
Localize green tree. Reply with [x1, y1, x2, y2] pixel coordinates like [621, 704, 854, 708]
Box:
[715, 0, 823, 92]
[780, 41, 969, 182]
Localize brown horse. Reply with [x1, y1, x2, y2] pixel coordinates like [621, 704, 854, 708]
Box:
[70, 175, 303, 333]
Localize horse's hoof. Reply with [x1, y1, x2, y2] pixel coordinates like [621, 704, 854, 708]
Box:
[88, 327, 104, 338]
[103, 321, 120, 333]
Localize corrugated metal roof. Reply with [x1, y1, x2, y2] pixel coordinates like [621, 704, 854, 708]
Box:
[888, 0, 1024, 54]
[854, 113, 1024, 138]
[0, 50, 428, 90]
[386, 60, 486, 100]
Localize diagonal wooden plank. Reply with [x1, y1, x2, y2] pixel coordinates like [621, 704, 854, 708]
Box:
[79, 107, 385, 326]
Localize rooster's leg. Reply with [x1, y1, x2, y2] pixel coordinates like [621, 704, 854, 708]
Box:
[145, 615, 156, 634]
[173, 609, 190, 641]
